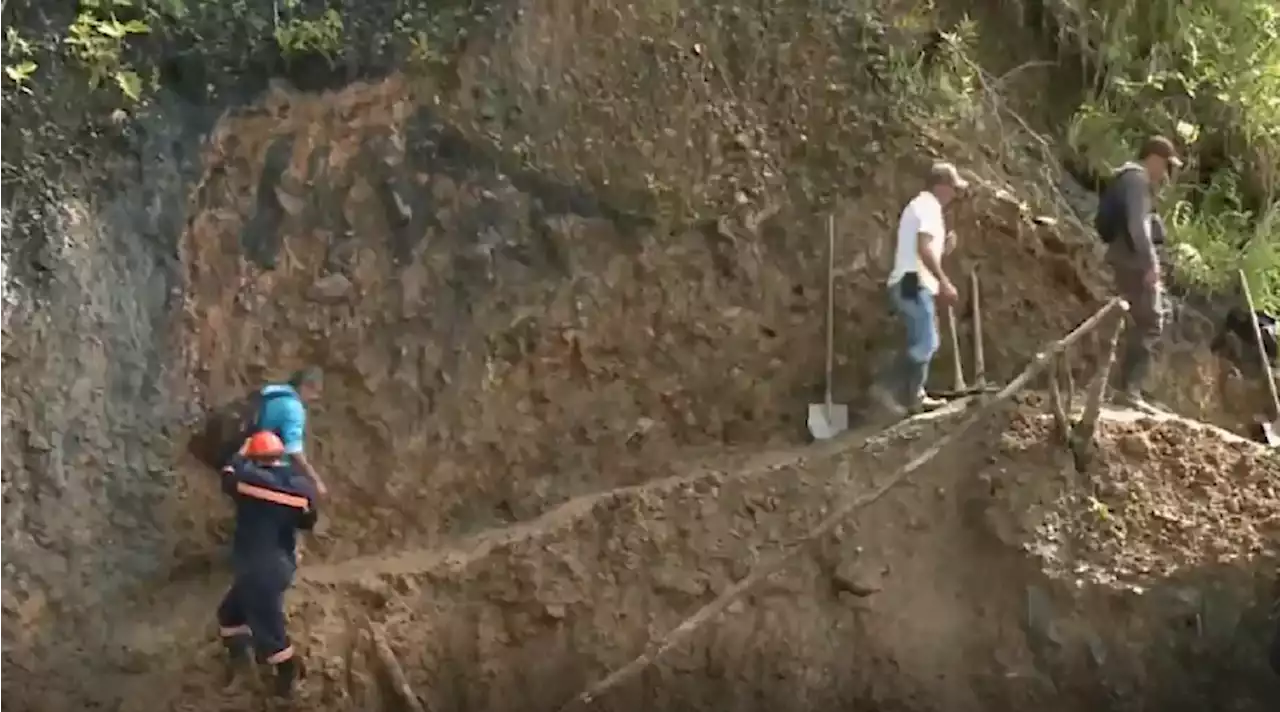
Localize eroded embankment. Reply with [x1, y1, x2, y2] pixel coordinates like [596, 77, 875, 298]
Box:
[22, 404, 1263, 712]
[5, 67, 1268, 700]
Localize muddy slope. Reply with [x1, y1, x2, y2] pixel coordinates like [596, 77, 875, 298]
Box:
[6, 406, 1274, 712]
[3, 75, 1269, 709]
[2, 0, 1272, 704]
[171, 77, 1113, 566]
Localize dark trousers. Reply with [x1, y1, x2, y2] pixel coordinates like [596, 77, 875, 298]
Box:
[1112, 265, 1165, 394]
[1271, 617, 1280, 676]
[217, 560, 294, 661]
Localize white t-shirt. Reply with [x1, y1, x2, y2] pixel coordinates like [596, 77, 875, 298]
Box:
[887, 191, 947, 294]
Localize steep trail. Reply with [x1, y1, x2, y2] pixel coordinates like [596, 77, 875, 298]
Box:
[297, 406, 972, 586]
[123, 410, 916, 629]
[28, 404, 962, 712]
[12, 394, 1280, 712]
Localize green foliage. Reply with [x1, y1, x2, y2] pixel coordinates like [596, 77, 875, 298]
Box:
[3, 0, 477, 106]
[883, 7, 982, 120]
[3, 27, 39, 92]
[394, 5, 468, 69]
[65, 0, 152, 101]
[274, 7, 345, 59]
[1059, 0, 1280, 310]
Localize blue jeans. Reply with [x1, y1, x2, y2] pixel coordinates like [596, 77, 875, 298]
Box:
[878, 282, 940, 408]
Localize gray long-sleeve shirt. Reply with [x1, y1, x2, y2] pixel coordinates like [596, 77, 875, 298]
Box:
[1104, 162, 1159, 273]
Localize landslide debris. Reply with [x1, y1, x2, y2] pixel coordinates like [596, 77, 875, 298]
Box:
[991, 410, 1280, 588]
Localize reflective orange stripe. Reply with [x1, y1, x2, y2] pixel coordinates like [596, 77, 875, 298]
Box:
[266, 645, 294, 664]
[236, 482, 309, 511]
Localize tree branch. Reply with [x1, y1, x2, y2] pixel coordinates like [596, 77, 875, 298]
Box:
[1071, 311, 1126, 469]
[1047, 354, 1070, 442]
[370, 624, 427, 712]
[555, 298, 1129, 712]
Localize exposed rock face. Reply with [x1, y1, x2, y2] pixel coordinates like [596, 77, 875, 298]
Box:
[165, 77, 1121, 578]
[3, 71, 1257, 628]
[2, 1, 1274, 709]
[2, 91, 219, 629]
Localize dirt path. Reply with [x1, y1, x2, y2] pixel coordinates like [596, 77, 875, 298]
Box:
[95, 406, 945, 703]
[52, 396, 1280, 712]
[296, 401, 1262, 592]
[299, 404, 978, 588]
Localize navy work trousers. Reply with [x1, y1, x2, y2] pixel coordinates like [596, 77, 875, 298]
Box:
[216, 559, 294, 660]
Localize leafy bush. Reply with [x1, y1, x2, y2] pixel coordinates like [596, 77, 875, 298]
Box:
[1058, 0, 1280, 311]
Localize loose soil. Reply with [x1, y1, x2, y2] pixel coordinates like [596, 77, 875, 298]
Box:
[7, 403, 1277, 712]
[3, 10, 1277, 712]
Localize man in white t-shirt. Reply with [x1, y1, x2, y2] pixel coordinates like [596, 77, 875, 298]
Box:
[870, 162, 968, 416]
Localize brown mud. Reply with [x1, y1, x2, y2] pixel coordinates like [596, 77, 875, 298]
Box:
[7, 403, 1279, 712]
[2, 15, 1276, 712]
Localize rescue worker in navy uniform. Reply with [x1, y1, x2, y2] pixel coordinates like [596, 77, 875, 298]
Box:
[216, 430, 319, 700]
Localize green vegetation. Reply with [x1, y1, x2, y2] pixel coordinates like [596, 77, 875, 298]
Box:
[0, 0, 487, 98]
[1058, 0, 1280, 310]
[64, 0, 152, 100]
[1, 0, 364, 103]
[273, 6, 345, 59]
[3, 27, 39, 92]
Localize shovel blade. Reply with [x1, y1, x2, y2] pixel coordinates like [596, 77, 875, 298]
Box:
[808, 403, 849, 440]
[1262, 421, 1278, 447]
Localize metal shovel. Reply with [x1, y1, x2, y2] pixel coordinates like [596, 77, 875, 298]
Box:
[808, 213, 849, 440]
[1239, 269, 1279, 446]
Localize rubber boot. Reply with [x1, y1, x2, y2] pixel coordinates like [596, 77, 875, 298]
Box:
[1113, 345, 1159, 414]
[272, 657, 299, 700]
[222, 634, 252, 684]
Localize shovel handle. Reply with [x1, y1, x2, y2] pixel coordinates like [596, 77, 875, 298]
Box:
[947, 303, 965, 391]
[825, 213, 836, 407]
[1238, 269, 1279, 420]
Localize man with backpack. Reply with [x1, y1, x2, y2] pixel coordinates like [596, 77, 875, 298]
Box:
[1094, 135, 1183, 412]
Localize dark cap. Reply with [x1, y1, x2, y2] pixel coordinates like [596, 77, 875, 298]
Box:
[926, 161, 970, 190]
[1138, 135, 1183, 168]
[289, 366, 323, 389]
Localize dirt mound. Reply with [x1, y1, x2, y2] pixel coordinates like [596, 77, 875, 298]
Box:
[1018, 413, 1279, 587]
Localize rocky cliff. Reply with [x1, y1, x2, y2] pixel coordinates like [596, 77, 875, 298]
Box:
[2, 0, 1275, 709]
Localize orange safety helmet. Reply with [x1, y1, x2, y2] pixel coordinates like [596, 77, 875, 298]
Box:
[242, 431, 285, 460]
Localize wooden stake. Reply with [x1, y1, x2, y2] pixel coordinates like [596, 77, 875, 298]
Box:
[970, 269, 985, 386]
[1062, 350, 1076, 413]
[554, 298, 1130, 712]
[370, 625, 427, 712]
[947, 302, 966, 391]
[1071, 310, 1126, 468]
[1238, 269, 1279, 421]
[1047, 354, 1069, 443]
